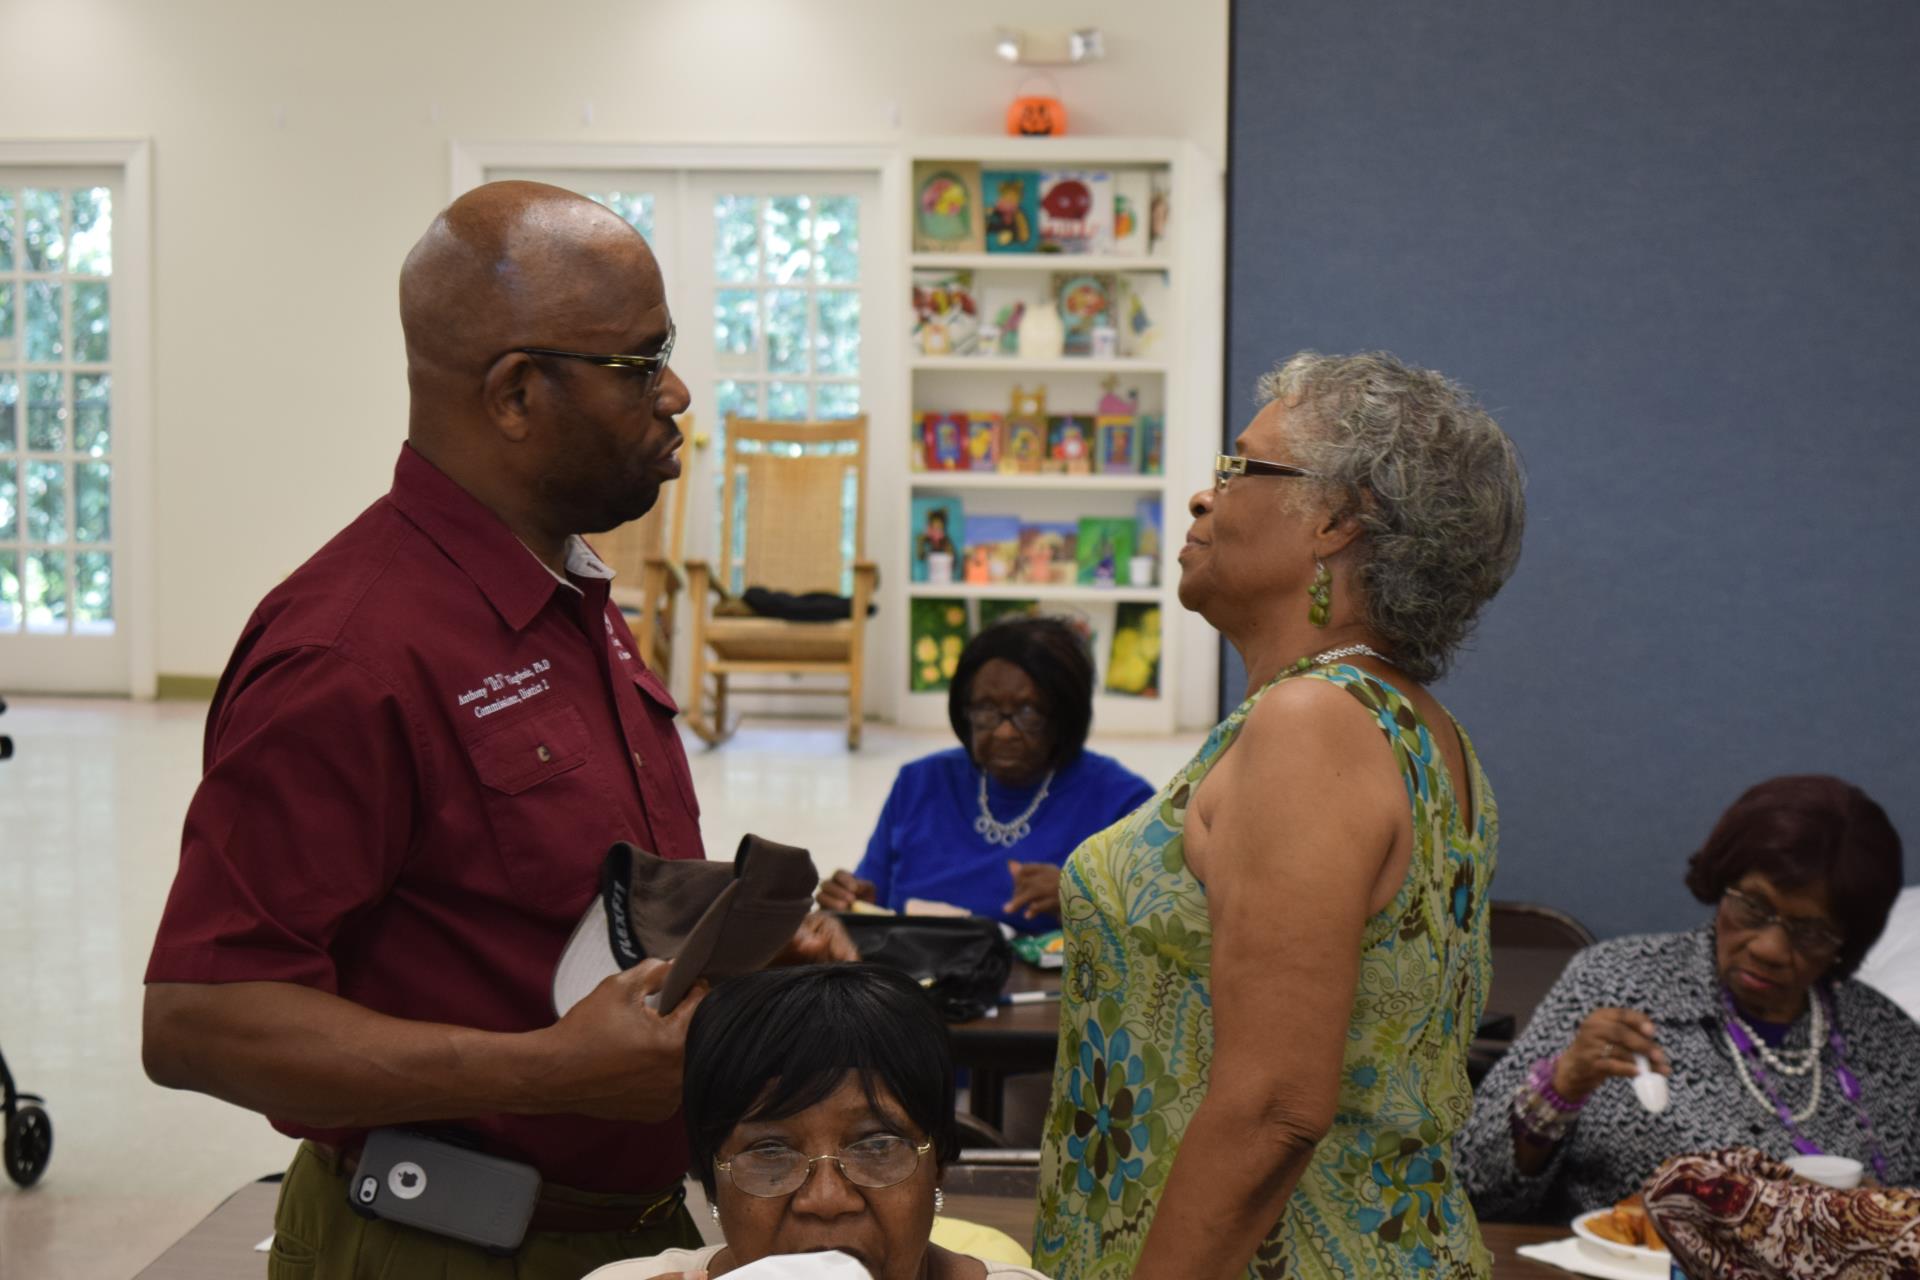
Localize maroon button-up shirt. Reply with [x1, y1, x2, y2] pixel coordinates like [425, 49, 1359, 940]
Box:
[147, 444, 704, 1193]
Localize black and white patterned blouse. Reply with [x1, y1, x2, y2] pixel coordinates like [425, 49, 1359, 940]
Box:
[1460, 923, 1920, 1222]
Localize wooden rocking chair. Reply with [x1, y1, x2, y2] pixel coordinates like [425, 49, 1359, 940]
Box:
[684, 415, 877, 750]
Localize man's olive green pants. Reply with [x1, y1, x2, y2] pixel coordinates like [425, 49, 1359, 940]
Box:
[267, 1141, 704, 1279]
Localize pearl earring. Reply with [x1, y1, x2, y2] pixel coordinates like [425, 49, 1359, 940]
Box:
[934, 1188, 945, 1215]
[710, 1202, 720, 1223]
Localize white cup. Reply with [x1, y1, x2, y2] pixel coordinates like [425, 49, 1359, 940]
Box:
[1784, 1154, 1863, 1189]
[1128, 555, 1156, 587]
[926, 552, 954, 585]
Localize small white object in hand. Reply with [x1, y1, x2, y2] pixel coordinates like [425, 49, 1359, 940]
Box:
[1630, 1054, 1669, 1113]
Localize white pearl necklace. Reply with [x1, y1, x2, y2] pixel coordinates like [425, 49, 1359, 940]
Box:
[1724, 1022, 1823, 1123]
[1725, 994, 1824, 1077]
[975, 771, 1054, 847]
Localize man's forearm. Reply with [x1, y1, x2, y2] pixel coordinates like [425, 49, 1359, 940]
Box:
[143, 981, 563, 1129]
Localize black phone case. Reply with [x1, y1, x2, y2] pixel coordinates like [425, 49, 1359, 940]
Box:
[347, 1129, 542, 1254]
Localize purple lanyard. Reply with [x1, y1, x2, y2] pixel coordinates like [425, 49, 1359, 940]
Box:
[1720, 987, 1891, 1183]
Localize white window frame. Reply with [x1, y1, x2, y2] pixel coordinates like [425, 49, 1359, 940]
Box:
[449, 142, 909, 719]
[0, 139, 154, 698]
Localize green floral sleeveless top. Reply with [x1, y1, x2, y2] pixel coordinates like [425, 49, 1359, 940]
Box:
[1033, 665, 1497, 1279]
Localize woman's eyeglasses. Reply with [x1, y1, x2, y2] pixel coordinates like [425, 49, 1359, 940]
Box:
[716, 1135, 931, 1198]
[1214, 452, 1317, 493]
[1720, 886, 1844, 959]
[518, 322, 677, 399]
[967, 703, 1048, 737]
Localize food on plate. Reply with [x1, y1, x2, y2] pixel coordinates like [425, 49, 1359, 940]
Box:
[1584, 1195, 1668, 1254]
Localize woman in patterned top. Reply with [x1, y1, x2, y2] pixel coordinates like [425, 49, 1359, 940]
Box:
[1461, 775, 1919, 1223]
[1032, 352, 1526, 1279]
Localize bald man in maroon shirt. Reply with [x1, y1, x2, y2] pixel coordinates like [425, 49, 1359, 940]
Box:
[142, 182, 849, 1277]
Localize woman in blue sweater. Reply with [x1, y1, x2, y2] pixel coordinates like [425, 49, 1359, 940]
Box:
[817, 616, 1155, 933]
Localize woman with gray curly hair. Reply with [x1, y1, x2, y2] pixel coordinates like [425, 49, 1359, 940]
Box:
[1032, 351, 1525, 1280]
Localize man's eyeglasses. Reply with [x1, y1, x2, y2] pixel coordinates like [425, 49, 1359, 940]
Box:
[1214, 452, 1317, 493]
[518, 323, 676, 399]
[716, 1136, 931, 1199]
[967, 703, 1048, 737]
[1721, 886, 1844, 959]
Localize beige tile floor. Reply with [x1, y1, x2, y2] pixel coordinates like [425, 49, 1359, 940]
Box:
[0, 696, 1197, 1279]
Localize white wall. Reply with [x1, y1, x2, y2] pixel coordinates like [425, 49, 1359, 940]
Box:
[0, 0, 1227, 705]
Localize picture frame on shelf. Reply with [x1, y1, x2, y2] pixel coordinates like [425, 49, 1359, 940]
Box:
[1001, 386, 1047, 473]
[909, 597, 971, 691]
[1106, 602, 1163, 698]
[921, 412, 966, 471]
[1016, 522, 1078, 586]
[1076, 517, 1137, 587]
[910, 496, 964, 584]
[912, 269, 979, 355]
[1038, 170, 1114, 254]
[912, 161, 984, 253]
[1113, 171, 1151, 258]
[1116, 272, 1167, 359]
[1054, 273, 1116, 358]
[965, 413, 1003, 471]
[983, 170, 1040, 253]
[962, 514, 1022, 584]
[1139, 412, 1165, 476]
[1046, 413, 1093, 474]
[1095, 381, 1142, 475]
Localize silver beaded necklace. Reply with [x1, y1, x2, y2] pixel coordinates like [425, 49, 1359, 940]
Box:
[1290, 643, 1396, 674]
[975, 771, 1054, 847]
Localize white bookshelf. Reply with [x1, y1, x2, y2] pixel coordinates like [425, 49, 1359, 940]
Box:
[895, 138, 1213, 734]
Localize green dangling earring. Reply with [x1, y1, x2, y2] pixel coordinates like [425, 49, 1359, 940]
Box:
[1308, 558, 1332, 628]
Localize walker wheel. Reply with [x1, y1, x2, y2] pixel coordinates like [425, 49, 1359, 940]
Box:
[5, 1105, 52, 1187]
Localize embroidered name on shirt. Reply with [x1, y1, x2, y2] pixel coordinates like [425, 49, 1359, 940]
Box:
[604, 614, 634, 663]
[459, 659, 555, 719]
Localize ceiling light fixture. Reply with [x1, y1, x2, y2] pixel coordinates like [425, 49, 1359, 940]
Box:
[993, 27, 1105, 65]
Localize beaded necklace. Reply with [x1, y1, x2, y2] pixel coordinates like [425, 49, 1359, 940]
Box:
[975, 770, 1054, 847]
[1288, 643, 1394, 675]
[1719, 986, 1891, 1182]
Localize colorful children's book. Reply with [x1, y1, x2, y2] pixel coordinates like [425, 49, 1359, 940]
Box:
[1106, 603, 1163, 698]
[964, 414, 1003, 471]
[1038, 171, 1115, 254]
[1016, 522, 1078, 585]
[920, 413, 966, 471]
[1138, 413, 1165, 476]
[1076, 517, 1136, 587]
[1096, 416, 1141, 475]
[1053, 273, 1116, 357]
[1113, 171, 1151, 258]
[1000, 419, 1046, 474]
[912, 269, 978, 355]
[912, 161, 984, 253]
[910, 496, 963, 583]
[983, 170, 1040, 253]
[1134, 496, 1164, 562]
[1116, 272, 1167, 359]
[909, 598, 970, 692]
[1046, 415, 1093, 474]
[962, 514, 1022, 584]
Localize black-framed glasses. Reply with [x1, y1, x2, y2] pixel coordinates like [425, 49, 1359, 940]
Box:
[716, 1136, 932, 1199]
[1214, 452, 1317, 493]
[1721, 887, 1844, 959]
[518, 323, 676, 398]
[967, 703, 1048, 737]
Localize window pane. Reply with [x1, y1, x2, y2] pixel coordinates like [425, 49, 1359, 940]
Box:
[767, 381, 810, 419]
[26, 547, 67, 632]
[0, 549, 18, 631]
[584, 191, 652, 240]
[0, 374, 15, 451]
[0, 190, 13, 271]
[26, 372, 65, 451]
[69, 187, 112, 275]
[0, 281, 13, 357]
[766, 289, 809, 374]
[713, 196, 759, 284]
[22, 188, 64, 272]
[714, 288, 759, 373]
[26, 459, 66, 542]
[814, 289, 860, 376]
[0, 459, 15, 536]
[75, 460, 110, 542]
[763, 196, 811, 283]
[74, 550, 112, 630]
[26, 279, 63, 361]
[72, 280, 109, 362]
[815, 383, 861, 419]
[815, 196, 860, 283]
[715, 379, 760, 422]
[73, 373, 110, 455]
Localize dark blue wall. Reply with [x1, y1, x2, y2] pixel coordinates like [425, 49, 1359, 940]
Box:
[1224, 1, 1920, 939]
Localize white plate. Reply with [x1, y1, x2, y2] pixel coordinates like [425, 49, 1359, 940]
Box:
[1571, 1208, 1671, 1273]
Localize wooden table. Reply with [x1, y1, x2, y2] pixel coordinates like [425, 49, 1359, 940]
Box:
[137, 1175, 1575, 1278]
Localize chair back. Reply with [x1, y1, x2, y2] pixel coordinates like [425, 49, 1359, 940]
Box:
[721, 415, 867, 596]
[1487, 900, 1598, 1038]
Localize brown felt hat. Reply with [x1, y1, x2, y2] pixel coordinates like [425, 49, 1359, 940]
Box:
[552, 835, 819, 1016]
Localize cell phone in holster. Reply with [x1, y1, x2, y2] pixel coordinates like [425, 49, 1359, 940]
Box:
[346, 1128, 542, 1254]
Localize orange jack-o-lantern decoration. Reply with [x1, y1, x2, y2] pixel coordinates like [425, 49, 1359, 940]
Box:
[1007, 94, 1067, 137]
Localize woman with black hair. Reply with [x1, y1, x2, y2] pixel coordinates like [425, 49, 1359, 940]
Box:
[817, 617, 1153, 933]
[1462, 774, 1920, 1222]
[584, 965, 1050, 1280]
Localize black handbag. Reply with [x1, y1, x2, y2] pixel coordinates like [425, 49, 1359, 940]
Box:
[835, 914, 1012, 1022]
